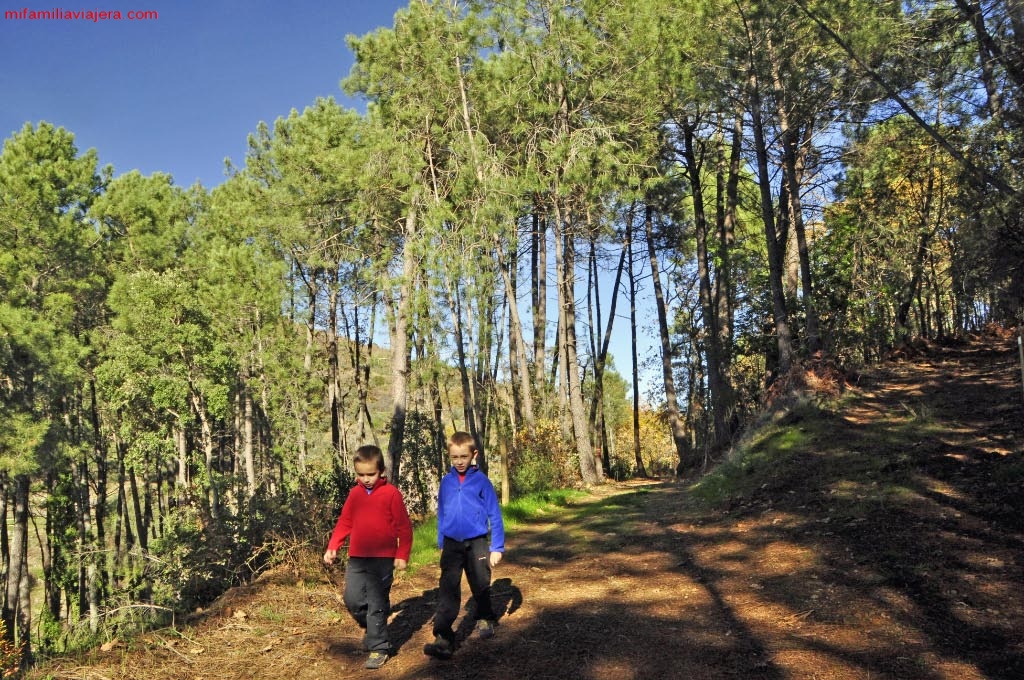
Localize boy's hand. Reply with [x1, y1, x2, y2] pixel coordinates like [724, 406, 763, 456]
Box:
[323, 549, 337, 565]
[489, 551, 503, 568]
[394, 558, 408, 571]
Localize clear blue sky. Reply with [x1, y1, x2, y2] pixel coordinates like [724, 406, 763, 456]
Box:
[0, 0, 408, 188]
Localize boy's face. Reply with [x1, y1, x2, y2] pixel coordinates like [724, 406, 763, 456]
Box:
[449, 444, 476, 473]
[354, 460, 382, 489]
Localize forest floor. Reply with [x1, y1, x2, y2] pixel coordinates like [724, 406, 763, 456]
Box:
[28, 331, 1024, 680]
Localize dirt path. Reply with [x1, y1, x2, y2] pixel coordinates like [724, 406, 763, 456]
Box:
[31, 334, 1024, 679]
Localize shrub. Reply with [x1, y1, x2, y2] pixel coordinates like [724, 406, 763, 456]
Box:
[148, 499, 255, 613]
[510, 420, 579, 496]
[0, 620, 21, 678]
[395, 411, 442, 519]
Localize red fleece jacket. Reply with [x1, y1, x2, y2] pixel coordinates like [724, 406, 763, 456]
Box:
[326, 478, 413, 561]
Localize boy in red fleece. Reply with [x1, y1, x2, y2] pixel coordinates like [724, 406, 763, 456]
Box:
[323, 445, 413, 670]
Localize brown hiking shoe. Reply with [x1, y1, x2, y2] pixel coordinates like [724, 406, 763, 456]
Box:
[423, 636, 453, 659]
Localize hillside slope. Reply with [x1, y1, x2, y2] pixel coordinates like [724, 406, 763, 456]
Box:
[29, 333, 1024, 679]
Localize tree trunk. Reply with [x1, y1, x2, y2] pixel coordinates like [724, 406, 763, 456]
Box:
[476, 298, 501, 474]
[327, 281, 342, 460]
[954, 0, 1006, 119]
[89, 379, 108, 610]
[129, 466, 148, 554]
[587, 231, 626, 478]
[585, 238, 608, 476]
[0, 475, 8, 618]
[114, 445, 130, 587]
[532, 211, 548, 396]
[344, 299, 378, 447]
[74, 455, 92, 627]
[3, 474, 31, 665]
[625, 213, 647, 478]
[385, 204, 416, 484]
[190, 393, 219, 520]
[497, 238, 535, 428]
[554, 311, 571, 440]
[552, 205, 600, 485]
[175, 425, 188, 489]
[718, 109, 742, 362]
[790, 125, 821, 354]
[447, 279, 479, 442]
[243, 379, 256, 498]
[681, 117, 732, 449]
[297, 272, 317, 475]
[766, 30, 821, 355]
[41, 470, 59, 622]
[644, 204, 693, 472]
[427, 336, 448, 475]
[748, 70, 794, 373]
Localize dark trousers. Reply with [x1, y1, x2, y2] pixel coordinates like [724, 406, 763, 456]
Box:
[344, 556, 395, 652]
[433, 535, 494, 642]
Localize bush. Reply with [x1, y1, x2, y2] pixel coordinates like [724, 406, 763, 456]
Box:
[148, 499, 255, 613]
[395, 411, 442, 519]
[510, 420, 579, 496]
[0, 620, 22, 678]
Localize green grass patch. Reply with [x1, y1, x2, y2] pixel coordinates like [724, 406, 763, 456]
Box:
[502, 489, 589, 528]
[258, 605, 284, 622]
[406, 488, 588, 568]
[407, 519, 439, 569]
[687, 387, 962, 516]
[691, 424, 816, 506]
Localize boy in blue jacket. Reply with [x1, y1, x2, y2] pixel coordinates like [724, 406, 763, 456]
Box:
[423, 431, 505, 660]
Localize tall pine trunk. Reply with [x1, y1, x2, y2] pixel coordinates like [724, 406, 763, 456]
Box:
[4, 474, 31, 666]
[497, 239, 535, 428]
[625, 213, 647, 478]
[681, 117, 732, 450]
[552, 206, 600, 485]
[385, 204, 416, 484]
[190, 393, 219, 521]
[588, 227, 627, 477]
[644, 205, 693, 472]
[747, 71, 794, 373]
[532, 211, 547, 399]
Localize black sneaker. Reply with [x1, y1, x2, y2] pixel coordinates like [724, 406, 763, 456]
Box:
[364, 651, 388, 669]
[476, 619, 495, 639]
[423, 636, 453, 660]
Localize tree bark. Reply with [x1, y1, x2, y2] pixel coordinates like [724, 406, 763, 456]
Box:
[644, 204, 693, 472]
[3, 474, 31, 665]
[552, 205, 600, 485]
[587, 231, 626, 477]
[385, 204, 417, 484]
[532, 211, 548, 396]
[190, 392, 219, 520]
[680, 116, 732, 449]
[447, 279, 479, 443]
[243, 380, 257, 499]
[747, 69, 795, 373]
[625, 212, 647, 478]
[497, 239, 535, 428]
[765, 31, 821, 354]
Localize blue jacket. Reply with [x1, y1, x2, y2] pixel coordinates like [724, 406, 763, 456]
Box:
[436, 465, 505, 553]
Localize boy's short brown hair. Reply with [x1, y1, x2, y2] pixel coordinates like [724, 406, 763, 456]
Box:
[353, 444, 385, 472]
[446, 431, 477, 453]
